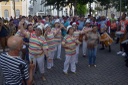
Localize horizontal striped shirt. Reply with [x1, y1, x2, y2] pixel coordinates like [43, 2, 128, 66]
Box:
[62, 35, 77, 56]
[0, 53, 29, 85]
[73, 30, 84, 40]
[29, 33, 48, 56]
[45, 31, 56, 52]
[53, 28, 62, 45]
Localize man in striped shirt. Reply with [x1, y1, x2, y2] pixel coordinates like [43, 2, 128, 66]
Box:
[0, 36, 34, 85]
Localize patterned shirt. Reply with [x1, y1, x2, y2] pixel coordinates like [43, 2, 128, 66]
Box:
[62, 35, 78, 56]
[74, 30, 80, 37]
[45, 31, 56, 52]
[29, 33, 48, 56]
[87, 32, 100, 47]
[82, 27, 92, 41]
[120, 20, 128, 33]
[0, 53, 29, 85]
[53, 28, 62, 45]
[73, 30, 85, 38]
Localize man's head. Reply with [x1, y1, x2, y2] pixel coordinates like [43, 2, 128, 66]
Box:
[9, 19, 13, 25]
[37, 16, 42, 22]
[111, 14, 115, 18]
[7, 36, 23, 51]
[122, 13, 126, 20]
[45, 16, 49, 21]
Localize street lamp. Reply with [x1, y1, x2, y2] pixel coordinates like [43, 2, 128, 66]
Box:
[125, 6, 127, 9]
[125, 6, 127, 14]
[89, 0, 92, 16]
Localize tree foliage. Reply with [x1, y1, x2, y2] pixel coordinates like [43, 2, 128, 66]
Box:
[97, 0, 128, 12]
[45, 0, 95, 16]
[76, 4, 87, 16]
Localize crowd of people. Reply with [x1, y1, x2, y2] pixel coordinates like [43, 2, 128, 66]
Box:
[0, 13, 128, 85]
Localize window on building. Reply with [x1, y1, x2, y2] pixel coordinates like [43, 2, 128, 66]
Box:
[15, 0, 19, 2]
[4, 9, 9, 18]
[16, 9, 20, 18]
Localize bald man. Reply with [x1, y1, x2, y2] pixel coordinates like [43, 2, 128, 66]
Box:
[0, 36, 34, 85]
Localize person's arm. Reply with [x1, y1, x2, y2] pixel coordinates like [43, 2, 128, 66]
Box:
[17, 21, 30, 38]
[13, 25, 17, 35]
[27, 62, 35, 85]
[53, 24, 63, 36]
[62, 36, 71, 49]
[41, 37, 49, 58]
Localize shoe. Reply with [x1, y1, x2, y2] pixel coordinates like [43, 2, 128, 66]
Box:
[57, 58, 61, 60]
[71, 71, 76, 74]
[117, 51, 123, 55]
[47, 67, 51, 70]
[99, 48, 105, 50]
[122, 52, 126, 57]
[42, 76, 46, 81]
[88, 65, 91, 67]
[83, 54, 86, 57]
[63, 72, 68, 75]
[94, 65, 96, 67]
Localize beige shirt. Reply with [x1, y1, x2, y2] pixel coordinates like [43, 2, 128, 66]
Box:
[87, 32, 100, 46]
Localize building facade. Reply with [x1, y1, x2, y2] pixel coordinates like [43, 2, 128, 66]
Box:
[30, 1, 120, 18]
[0, 0, 29, 20]
[29, 1, 74, 17]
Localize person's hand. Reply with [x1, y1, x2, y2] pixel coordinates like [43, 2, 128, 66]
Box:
[19, 20, 25, 26]
[60, 24, 64, 29]
[29, 62, 35, 70]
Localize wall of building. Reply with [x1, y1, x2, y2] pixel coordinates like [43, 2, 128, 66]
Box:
[0, 0, 29, 19]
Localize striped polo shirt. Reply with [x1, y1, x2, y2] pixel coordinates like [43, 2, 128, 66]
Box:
[45, 31, 56, 52]
[0, 53, 29, 85]
[53, 28, 62, 45]
[29, 33, 48, 56]
[74, 30, 83, 39]
[62, 35, 77, 56]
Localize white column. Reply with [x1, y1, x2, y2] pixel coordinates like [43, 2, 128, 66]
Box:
[10, 1, 14, 17]
[22, 0, 27, 16]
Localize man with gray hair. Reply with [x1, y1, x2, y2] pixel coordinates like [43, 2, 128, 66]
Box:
[0, 36, 34, 85]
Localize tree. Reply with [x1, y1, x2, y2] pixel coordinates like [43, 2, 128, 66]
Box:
[76, 4, 88, 16]
[97, 0, 112, 16]
[97, 0, 128, 16]
[113, 0, 128, 12]
[0, 0, 9, 2]
[45, 0, 95, 16]
[66, 0, 93, 15]
[45, 0, 67, 16]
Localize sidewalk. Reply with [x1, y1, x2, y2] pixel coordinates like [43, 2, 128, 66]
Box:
[0, 44, 128, 85]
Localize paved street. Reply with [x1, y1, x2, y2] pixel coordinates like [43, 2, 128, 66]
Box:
[0, 43, 128, 85]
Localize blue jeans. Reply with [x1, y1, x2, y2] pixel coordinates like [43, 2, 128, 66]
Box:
[87, 47, 97, 65]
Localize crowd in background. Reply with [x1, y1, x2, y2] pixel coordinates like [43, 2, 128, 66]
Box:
[0, 13, 128, 85]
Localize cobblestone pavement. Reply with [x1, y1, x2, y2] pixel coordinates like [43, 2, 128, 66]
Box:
[0, 43, 128, 85]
